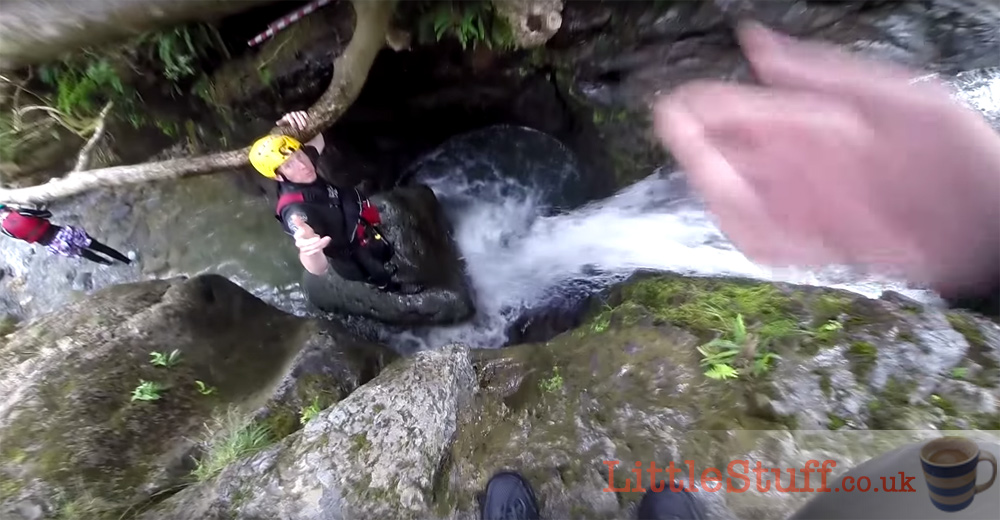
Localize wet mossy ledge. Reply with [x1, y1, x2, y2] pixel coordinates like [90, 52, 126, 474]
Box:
[2, 270, 999, 520]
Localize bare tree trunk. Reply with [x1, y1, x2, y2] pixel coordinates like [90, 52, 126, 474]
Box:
[0, 0, 274, 71]
[0, 0, 396, 206]
[73, 101, 114, 172]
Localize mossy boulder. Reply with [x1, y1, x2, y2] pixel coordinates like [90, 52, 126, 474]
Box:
[436, 273, 999, 519]
[138, 272, 997, 520]
[0, 275, 394, 520]
[140, 344, 476, 520]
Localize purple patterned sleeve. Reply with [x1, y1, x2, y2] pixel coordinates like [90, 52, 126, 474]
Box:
[45, 226, 92, 258]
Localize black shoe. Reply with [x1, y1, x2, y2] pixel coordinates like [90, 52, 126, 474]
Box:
[636, 481, 706, 520]
[481, 472, 540, 520]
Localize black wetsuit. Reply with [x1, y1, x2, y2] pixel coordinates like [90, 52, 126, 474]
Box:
[276, 145, 396, 287]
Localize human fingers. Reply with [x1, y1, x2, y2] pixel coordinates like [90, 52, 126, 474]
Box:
[299, 236, 330, 256]
[295, 235, 323, 254]
[653, 95, 820, 266]
[292, 111, 309, 130]
[662, 80, 872, 161]
[654, 82, 876, 265]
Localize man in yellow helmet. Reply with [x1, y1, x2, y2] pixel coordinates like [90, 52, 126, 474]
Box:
[250, 111, 422, 294]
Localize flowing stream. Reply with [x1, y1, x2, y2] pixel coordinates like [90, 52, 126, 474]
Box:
[2, 68, 997, 352]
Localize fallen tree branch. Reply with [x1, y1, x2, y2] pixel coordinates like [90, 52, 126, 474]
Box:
[73, 101, 114, 172]
[0, 0, 395, 205]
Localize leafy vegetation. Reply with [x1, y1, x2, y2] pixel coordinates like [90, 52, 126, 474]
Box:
[3, 20, 227, 160]
[414, 1, 516, 50]
[300, 397, 323, 425]
[847, 341, 878, 379]
[195, 380, 216, 396]
[697, 312, 781, 381]
[950, 367, 968, 380]
[539, 366, 564, 393]
[150, 349, 182, 367]
[130, 380, 165, 402]
[590, 303, 613, 333]
[191, 408, 274, 482]
[621, 277, 799, 341]
[946, 312, 986, 350]
[810, 319, 843, 344]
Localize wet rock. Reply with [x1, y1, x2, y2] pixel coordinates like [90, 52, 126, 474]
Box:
[492, 0, 565, 48]
[140, 344, 476, 520]
[438, 272, 1000, 519]
[546, 0, 1000, 186]
[0, 275, 394, 520]
[71, 272, 93, 292]
[8, 271, 1000, 520]
[302, 184, 475, 326]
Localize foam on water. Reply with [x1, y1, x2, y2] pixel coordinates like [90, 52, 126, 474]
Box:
[388, 69, 1000, 351]
[389, 138, 928, 351]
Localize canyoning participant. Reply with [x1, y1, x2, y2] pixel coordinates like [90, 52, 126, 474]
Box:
[0, 204, 132, 266]
[249, 111, 423, 294]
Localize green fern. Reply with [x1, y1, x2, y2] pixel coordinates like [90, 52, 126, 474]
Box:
[697, 312, 783, 381]
[418, 1, 514, 50]
[705, 364, 739, 380]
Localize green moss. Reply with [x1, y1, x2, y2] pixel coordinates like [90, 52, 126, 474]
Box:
[939, 417, 962, 430]
[929, 394, 956, 416]
[811, 294, 854, 324]
[827, 414, 847, 430]
[972, 413, 1000, 430]
[848, 341, 878, 379]
[896, 329, 917, 344]
[350, 433, 371, 457]
[0, 476, 23, 500]
[946, 312, 987, 350]
[0, 315, 18, 337]
[620, 276, 797, 339]
[431, 453, 456, 517]
[229, 484, 252, 514]
[815, 371, 833, 397]
[945, 312, 998, 388]
[261, 408, 300, 440]
[868, 378, 917, 429]
[777, 413, 800, 431]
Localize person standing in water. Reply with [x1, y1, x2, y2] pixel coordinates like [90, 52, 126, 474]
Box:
[248, 111, 423, 294]
[0, 204, 131, 266]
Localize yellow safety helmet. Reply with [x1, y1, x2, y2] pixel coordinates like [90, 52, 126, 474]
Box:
[248, 134, 303, 179]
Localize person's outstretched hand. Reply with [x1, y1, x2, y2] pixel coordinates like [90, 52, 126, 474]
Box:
[653, 21, 1000, 299]
[290, 214, 330, 256]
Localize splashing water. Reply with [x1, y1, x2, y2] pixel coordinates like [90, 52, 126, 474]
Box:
[389, 69, 1000, 351]
[385, 125, 936, 351]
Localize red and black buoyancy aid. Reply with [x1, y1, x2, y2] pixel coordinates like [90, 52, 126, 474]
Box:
[1, 210, 51, 243]
[274, 183, 385, 247]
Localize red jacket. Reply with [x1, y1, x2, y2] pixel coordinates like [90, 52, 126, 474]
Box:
[1, 209, 51, 243]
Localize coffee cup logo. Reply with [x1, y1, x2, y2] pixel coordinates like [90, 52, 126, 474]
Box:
[919, 436, 997, 512]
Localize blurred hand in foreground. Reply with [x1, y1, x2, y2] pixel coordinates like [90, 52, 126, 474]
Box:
[653, 21, 1000, 299]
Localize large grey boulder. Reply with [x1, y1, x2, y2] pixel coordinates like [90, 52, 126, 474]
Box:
[302, 184, 476, 326]
[141, 344, 477, 520]
[140, 272, 998, 520]
[0, 275, 394, 520]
